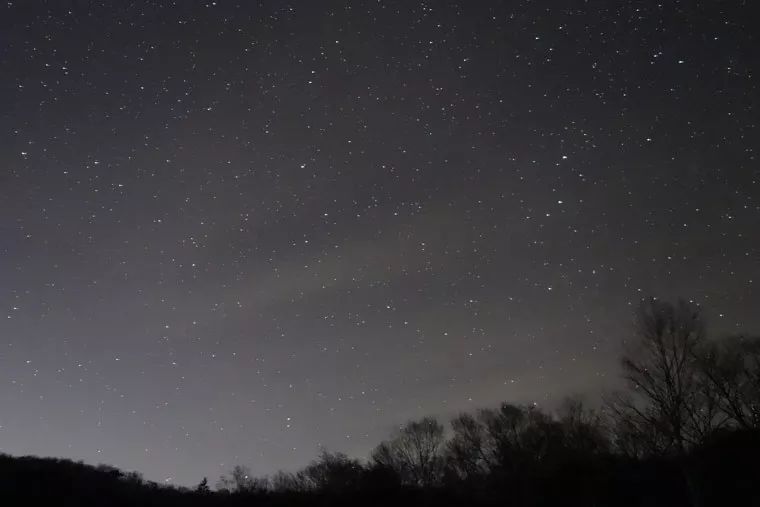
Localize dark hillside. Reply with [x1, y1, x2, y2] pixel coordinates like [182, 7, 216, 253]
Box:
[1, 429, 759, 507]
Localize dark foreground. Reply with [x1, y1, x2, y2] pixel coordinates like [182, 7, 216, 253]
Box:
[1, 428, 758, 507]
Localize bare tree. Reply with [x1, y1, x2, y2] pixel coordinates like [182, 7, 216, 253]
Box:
[556, 396, 610, 456]
[479, 403, 539, 473]
[698, 335, 760, 430]
[298, 450, 364, 492]
[269, 470, 307, 492]
[446, 412, 493, 479]
[447, 399, 609, 483]
[216, 465, 268, 493]
[610, 298, 719, 455]
[371, 416, 445, 487]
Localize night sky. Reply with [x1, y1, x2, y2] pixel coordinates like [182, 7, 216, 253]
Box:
[1, 0, 758, 487]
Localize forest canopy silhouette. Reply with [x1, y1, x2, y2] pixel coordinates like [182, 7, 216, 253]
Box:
[1, 298, 758, 506]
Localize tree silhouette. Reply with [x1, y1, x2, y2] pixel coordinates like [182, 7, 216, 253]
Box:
[216, 464, 268, 493]
[446, 411, 494, 480]
[270, 469, 306, 492]
[556, 396, 610, 457]
[195, 477, 210, 493]
[608, 298, 720, 455]
[371, 416, 445, 487]
[299, 449, 365, 492]
[699, 335, 760, 430]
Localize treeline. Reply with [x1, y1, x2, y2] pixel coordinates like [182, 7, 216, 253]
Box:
[0, 298, 758, 506]
[212, 298, 760, 506]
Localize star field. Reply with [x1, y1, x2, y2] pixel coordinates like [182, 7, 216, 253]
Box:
[0, 0, 758, 486]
